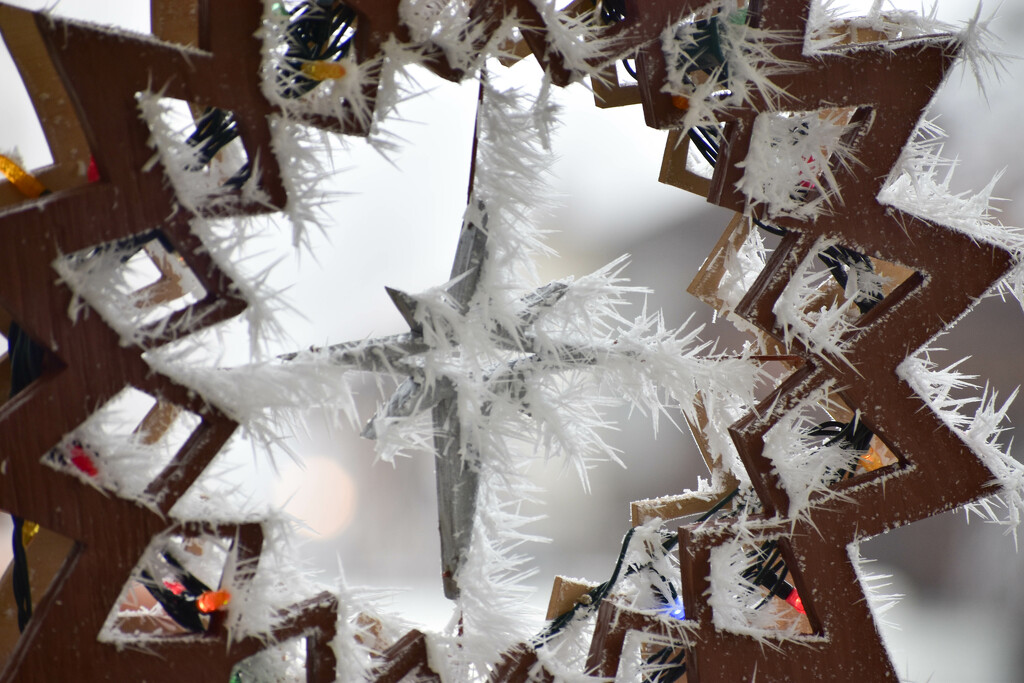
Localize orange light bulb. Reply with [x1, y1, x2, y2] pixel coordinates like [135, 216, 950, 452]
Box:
[196, 589, 231, 613]
[858, 446, 885, 472]
[671, 95, 690, 111]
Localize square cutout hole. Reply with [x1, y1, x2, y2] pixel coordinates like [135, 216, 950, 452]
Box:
[53, 232, 208, 344]
[41, 385, 201, 501]
[737, 107, 870, 221]
[137, 95, 252, 208]
[102, 530, 234, 642]
[1, 313, 61, 409]
[708, 535, 815, 638]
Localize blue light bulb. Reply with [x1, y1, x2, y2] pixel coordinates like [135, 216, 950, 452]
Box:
[663, 596, 686, 620]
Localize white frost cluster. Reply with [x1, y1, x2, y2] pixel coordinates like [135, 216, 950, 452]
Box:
[526, 0, 615, 78]
[899, 345, 1024, 537]
[137, 93, 271, 215]
[762, 385, 860, 517]
[805, 0, 954, 55]
[807, 0, 1012, 100]
[38, 386, 199, 505]
[736, 109, 861, 220]
[53, 237, 204, 347]
[662, 3, 800, 134]
[880, 115, 1024, 256]
[399, 0, 475, 61]
[259, 2, 375, 138]
[714, 222, 770, 320]
[43, 0, 1024, 677]
[773, 238, 875, 364]
[246, 77, 764, 675]
[707, 528, 812, 641]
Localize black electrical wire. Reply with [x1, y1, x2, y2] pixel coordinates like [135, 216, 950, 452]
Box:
[807, 416, 877, 480]
[138, 550, 213, 633]
[8, 322, 46, 632]
[278, 0, 357, 99]
[747, 545, 794, 607]
[687, 125, 721, 167]
[640, 571, 689, 682]
[184, 108, 252, 189]
[818, 246, 882, 314]
[595, 0, 627, 24]
[535, 488, 741, 646]
[11, 518, 31, 632]
[183, 1, 357, 191]
[186, 108, 240, 169]
[806, 418, 874, 453]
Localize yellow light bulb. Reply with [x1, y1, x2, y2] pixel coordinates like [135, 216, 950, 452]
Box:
[301, 61, 347, 82]
[0, 154, 47, 198]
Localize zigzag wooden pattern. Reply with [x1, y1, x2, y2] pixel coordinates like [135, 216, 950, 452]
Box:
[0, 1, 339, 679]
[2, 0, 1013, 680]
[582, 1, 1016, 680]
[311, 0, 594, 136]
[486, 1, 1015, 680]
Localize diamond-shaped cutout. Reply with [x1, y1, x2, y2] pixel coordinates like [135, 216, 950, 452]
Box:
[137, 95, 253, 209]
[1, 313, 61, 408]
[102, 528, 239, 643]
[774, 237, 917, 359]
[762, 385, 903, 510]
[708, 535, 815, 637]
[53, 232, 208, 345]
[40, 385, 200, 500]
[737, 106, 871, 220]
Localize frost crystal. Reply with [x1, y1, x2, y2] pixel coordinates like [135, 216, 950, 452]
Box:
[662, 4, 800, 134]
[900, 345, 1024, 539]
[737, 109, 862, 220]
[773, 238, 882, 364]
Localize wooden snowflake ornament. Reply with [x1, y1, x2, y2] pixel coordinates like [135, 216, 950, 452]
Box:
[580, 1, 1019, 681]
[0, 1, 340, 679]
[0, 0, 1020, 681]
